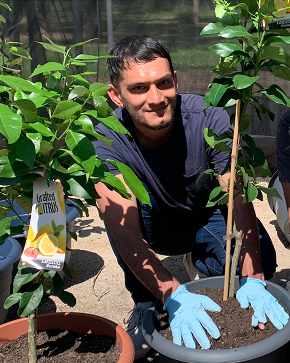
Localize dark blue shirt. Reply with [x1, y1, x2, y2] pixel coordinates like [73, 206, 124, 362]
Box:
[277, 110, 290, 183]
[94, 94, 232, 232]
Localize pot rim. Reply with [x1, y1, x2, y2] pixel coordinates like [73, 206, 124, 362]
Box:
[142, 276, 290, 363]
[0, 312, 134, 363]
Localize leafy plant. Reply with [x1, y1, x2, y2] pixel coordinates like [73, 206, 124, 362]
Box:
[200, 0, 288, 298]
[0, 4, 150, 362]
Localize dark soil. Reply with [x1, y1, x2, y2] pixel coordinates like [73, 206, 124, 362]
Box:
[138, 287, 283, 363]
[0, 329, 121, 363]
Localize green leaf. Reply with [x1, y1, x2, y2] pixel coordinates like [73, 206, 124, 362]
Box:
[26, 133, 42, 153]
[25, 122, 54, 137]
[63, 262, 78, 279]
[39, 140, 53, 155]
[52, 100, 82, 119]
[259, 46, 289, 64]
[66, 130, 96, 159]
[16, 138, 35, 168]
[203, 128, 232, 152]
[243, 183, 258, 203]
[258, 186, 282, 198]
[0, 75, 53, 98]
[85, 112, 130, 135]
[219, 25, 250, 38]
[209, 43, 248, 58]
[200, 22, 224, 35]
[271, 65, 290, 81]
[57, 291, 76, 307]
[210, 82, 229, 106]
[75, 54, 100, 60]
[30, 62, 65, 78]
[0, 161, 31, 178]
[50, 272, 64, 296]
[69, 38, 98, 49]
[4, 293, 22, 309]
[261, 84, 290, 106]
[92, 95, 111, 117]
[82, 129, 113, 146]
[0, 173, 40, 186]
[239, 114, 250, 133]
[68, 74, 90, 85]
[101, 172, 132, 199]
[89, 82, 109, 96]
[9, 46, 31, 59]
[0, 217, 16, 237]
[37, 41, 66, 54]
[233, 75, 260, 89]
[0, 2, 12, 10]
[13, 99, 37, 122]
[0, 104, 22, 144]
[67, 177, 98, 199]
[19, 283, 44, 317]
[74, 115, 94, 131]
[13, 268, 41, 293]
[107, 160, 151, 205]
[68, 86, 90, 100]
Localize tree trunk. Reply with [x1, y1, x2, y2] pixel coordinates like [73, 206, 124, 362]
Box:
[193, 0, 199, 24]
[26, 0, 47, 82]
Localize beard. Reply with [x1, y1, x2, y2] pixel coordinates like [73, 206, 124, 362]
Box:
[134, 115, 174, 130]
[121, 98, 176, 131]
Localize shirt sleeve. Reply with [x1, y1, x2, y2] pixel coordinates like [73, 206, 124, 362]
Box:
[276, 110, 290, 183]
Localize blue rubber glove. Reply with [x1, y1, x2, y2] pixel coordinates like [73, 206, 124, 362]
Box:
[164, 285, 221, 349]
[236, 277, 289, 329]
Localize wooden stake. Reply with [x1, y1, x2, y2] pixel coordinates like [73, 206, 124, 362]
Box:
[223, 100, 241, 301]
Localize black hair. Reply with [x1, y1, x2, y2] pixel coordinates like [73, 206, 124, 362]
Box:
[107, 35, 174, 88]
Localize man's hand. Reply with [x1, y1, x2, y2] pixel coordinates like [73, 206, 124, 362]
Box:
[236, 277, 289, 330]
[164, 285, 221, 349]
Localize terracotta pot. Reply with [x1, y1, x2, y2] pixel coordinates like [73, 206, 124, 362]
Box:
[0, 312, 134, 363]
[143, 277, 290, 363]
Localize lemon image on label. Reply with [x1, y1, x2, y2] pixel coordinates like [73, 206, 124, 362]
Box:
[285, 0, 290, 12]
[39, 234, 58, 256]
[274, 0, 286, 18]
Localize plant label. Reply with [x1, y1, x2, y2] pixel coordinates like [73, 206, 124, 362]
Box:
[20, 178, 66, 271]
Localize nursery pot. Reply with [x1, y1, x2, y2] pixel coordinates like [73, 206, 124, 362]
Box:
[0, 237, 22, 325]
[0, 312, 135, 363]
[142, 276, 290, 363]
[268, 171, 290, 243]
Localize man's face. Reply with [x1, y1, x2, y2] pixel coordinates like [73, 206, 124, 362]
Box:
[109, 57, 178, 130]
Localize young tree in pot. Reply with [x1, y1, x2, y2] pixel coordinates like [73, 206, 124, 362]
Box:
[0, 17, 149, 363]
[200, 0, 290, 299]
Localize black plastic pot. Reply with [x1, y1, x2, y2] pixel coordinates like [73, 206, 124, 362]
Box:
[142, 277, 290, 363]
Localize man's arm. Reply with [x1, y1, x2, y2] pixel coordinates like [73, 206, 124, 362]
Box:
[281, 182, 290, 236]
[95, 174, 180, 304]
[219, 173, 264, 281]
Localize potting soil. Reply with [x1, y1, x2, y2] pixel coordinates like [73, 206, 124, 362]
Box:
[138, 287, 282, 363]
[0, 329, 121, 362]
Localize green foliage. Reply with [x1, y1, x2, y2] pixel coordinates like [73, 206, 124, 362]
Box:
[201, 0, 286, 205]
[0, 2, 150, 330]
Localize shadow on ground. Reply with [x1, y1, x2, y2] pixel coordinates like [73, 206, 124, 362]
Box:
[73, 218, 106, 238]
[64, 249, 104, 289]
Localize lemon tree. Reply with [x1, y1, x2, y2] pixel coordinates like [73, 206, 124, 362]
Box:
[200, 0, 290, 297]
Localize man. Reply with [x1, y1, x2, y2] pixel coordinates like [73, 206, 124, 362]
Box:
[276, 110, 290, 237]
[94, 35, 288, 360]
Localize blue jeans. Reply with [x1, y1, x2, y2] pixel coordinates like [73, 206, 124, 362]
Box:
[106, 190, 277, 303]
